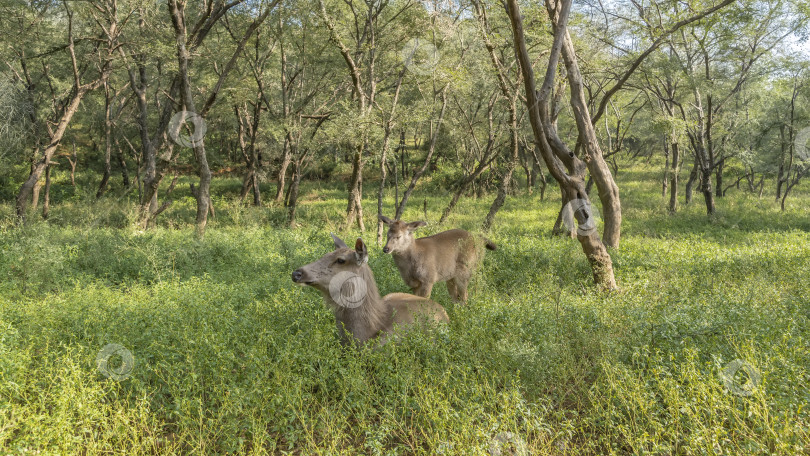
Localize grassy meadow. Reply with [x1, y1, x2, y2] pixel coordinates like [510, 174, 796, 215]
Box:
[0, 162, 808, 454]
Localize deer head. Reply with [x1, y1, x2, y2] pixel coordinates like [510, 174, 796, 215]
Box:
[379, 214, 426, 254]
[292, 234, 368, 301]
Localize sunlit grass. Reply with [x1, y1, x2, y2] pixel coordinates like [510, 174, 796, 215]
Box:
[0, 160, 808, 454]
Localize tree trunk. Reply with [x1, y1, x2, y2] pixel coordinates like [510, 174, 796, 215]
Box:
[287, 162, 302, 226]
[395, 85, 449, 220]
[482, 151, 517, 232]
[715, 159, 724, 198]
[69, 141, 77, 187]
[116, 140, 130, 187]
[662, 141, 669, 197]
[170, 0, 213, 239]
[506, 0, 616, 290]
[275, 136, 292, 203]
[560, 27, 622, 248]
[669, 141, 679, 213]
[42, 162, 51, 220]
[17, 85, 93, 220]
[287, 144, 311, 227]
[438, 139, 499, 224]
[776, 128, 786, 200]
[240, 168, 255, 201]
[16, 2, 115, 221]
[30, 182, 41, 212]
[251, 164, 261, 206]
[376, 70, 406, 244]
[701, 165, 715, 215]
[482, 103, 519, 232]
[685, 156, 698, 204]
[345, 145, 366, 230]
[97, 82, 113, 198]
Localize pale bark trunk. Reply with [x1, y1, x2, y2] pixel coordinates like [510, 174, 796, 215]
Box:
[506, 0, 616, 290]
[170, 0, 212, 239]
[560, 28, 622, 248]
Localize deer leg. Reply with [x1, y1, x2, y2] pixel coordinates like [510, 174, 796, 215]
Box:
[406, 279, 421, 295]
[455, 276, 470, 304]
[458, 286, 468, 304]
[446, 279, 460, 302]
[414, 282, 434, 298]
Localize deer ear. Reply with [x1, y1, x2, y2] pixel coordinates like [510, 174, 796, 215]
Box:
[331, 233, 348, 249]
[354, 238, 369, 265]
[407, 221, 427, 231]
[378, 214, 393, 225]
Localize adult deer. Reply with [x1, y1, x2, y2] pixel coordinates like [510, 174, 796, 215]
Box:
[291, 234, 449, 347]
[379, 215, 496, 303]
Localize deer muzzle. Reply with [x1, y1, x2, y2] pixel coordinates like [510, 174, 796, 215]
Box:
[291, 269, 305, 283]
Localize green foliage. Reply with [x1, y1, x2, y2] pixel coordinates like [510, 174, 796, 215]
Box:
[0, 162, 808, 454]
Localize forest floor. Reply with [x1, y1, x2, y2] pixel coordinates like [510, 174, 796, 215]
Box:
[0, 163, 808, 455]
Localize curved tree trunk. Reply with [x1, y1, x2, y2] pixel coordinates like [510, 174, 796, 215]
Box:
[506, 0, 616, 290]
[17, 85, 95, 220]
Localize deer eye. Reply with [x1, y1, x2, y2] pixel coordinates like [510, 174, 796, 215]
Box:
[336, 258, 346, 265]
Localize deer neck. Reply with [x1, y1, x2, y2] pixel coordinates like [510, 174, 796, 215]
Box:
[327, 265, 392, 345]
[392, 241, 419, 267]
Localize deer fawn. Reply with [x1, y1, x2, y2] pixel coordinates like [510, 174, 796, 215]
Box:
[291, 234, 449, 347]
[379, 215, 496, 303]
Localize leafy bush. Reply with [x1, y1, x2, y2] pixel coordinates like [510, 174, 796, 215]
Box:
[0, 164, 808, 454]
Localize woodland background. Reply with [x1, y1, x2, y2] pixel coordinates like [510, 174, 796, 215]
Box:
[0, 0, 808, 454]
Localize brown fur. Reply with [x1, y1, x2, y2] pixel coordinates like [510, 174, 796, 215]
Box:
[291, 235, 449, 347]
[380, 215, 496, 303]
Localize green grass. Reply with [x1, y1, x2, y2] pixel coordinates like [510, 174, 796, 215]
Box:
[0, 162, 808, 454]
